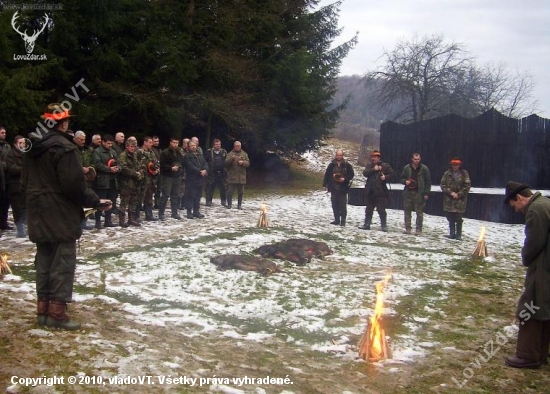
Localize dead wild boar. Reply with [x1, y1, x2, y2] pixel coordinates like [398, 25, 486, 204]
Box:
[210, 254, 282, 276]
[253, 238, 333, 265]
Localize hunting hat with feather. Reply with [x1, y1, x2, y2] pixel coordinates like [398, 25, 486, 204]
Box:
[40, 103, 75, 121]
[504, 181, 530, 204]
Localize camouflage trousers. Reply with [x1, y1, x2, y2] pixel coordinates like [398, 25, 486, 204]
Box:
[120, 186, 139, 214]
[403, 191, 426, 231]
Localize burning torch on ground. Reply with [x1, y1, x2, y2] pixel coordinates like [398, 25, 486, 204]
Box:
[0, 253, 11, 275]
[257, 203, 268, 228]
[358, 273, 392, 362]
[472, 225, 488, 257]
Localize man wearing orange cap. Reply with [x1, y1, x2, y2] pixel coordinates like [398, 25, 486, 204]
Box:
[440, 157, 471, 240]
[23, 103, 112, 330]
[359, 150, 394, 232]
[503, 181, 550, 369]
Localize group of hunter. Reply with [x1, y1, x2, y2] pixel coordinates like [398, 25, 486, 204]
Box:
[323, 149, 471, 239]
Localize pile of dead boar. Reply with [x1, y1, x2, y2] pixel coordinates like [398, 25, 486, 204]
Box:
[210, 238, 333, 276]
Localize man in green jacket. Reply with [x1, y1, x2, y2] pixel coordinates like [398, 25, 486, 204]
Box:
[400, 152, 431, 235]
[225, 141, 250, 210]
[504, 182, 550, 369]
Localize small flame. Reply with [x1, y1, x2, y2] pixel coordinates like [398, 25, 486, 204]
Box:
[260, 203, 267, 213]
[1, 253, 8, 262]
[368, 273, 391, 359]
[477, 226, 486, 242]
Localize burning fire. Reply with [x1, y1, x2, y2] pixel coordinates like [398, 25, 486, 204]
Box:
[257, 203, 269, 227]
[477, 225, 486, 242]
[368, 273, 391, 359]
[0, 253, 11, 275]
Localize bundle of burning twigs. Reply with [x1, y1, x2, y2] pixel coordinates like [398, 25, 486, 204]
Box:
[257, 203, 268, 228]
[472, 225, 488, 257]
[0, 253, 12, 275]
[358, 274, 392, 362]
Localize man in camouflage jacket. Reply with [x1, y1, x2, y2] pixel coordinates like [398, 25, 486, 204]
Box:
[400, 152, 431, 235]
[440, 157, 471, 240]
[225, 141, 250, 209]
[118, 139, 145, 227]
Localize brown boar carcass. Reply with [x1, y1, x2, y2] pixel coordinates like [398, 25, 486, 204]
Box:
[210, 254, 282, 276]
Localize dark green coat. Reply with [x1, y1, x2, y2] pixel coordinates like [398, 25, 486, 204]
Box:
[440, 169, 471, 213]
[92, 146, 118, 189]
[22, 128, 99, 243]
[400, 163, 431, 202]
[516, 192, 550, 321]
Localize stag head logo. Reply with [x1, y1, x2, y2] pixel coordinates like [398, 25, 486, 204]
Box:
[11, 11, 50, 54]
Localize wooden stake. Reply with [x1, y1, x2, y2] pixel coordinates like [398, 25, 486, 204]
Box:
[472, 240, 488, 257]
[358, 320, 391, 362]
[0, 253, 12, 275]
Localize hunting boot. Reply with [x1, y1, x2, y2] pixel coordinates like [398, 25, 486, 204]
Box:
[95, 212, 102, 229]
[46, 300, 81, 330]
[330, 215, 340, 225]
[455, 221, 463, 241]
[171, 199, 182, 220]
[380, 212, 388, 232]
[134, 209, 143, 224]
[144, 205, 158, 221]
[340, 214, 346, 227]
[128, 212, 141, 227]
[237, 193, 243, 210]
[186, 209, 194, 219]
[226, 194, 233, 209]
[37, 296, 49, 326]
[446, 221, 455, 239]
[119, 212, 129, 228]
[104, 212, 117, 228]
[359, 212, 373, 230]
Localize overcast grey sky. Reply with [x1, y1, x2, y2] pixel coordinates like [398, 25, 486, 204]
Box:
[320, 0, 550, 117]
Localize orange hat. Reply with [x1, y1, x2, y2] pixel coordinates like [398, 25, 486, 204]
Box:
[450, 157, 462, 165]
[40, 103, 75, 121]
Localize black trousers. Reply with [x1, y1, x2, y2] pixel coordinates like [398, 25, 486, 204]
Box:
[35, 242, 77, 303]
[185, 184, 203, 213]
[330, 190, 347, 219]
[516, 319, 550, 362]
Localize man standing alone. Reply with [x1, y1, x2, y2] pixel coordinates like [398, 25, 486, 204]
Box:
[22, 103, 111, 330]
[322, 149, 354, 226]
[400, 152, 431, 235]
[504, 182, 550, 369]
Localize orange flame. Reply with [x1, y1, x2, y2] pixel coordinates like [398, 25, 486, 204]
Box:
[260, 203, 267, 213]
[368, 274, 391, 359]
[477, 226, 486, 242]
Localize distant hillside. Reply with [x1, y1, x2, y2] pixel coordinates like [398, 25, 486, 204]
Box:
[330, 75, 382, 144]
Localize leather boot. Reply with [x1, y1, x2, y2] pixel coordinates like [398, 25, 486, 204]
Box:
[455, 221, 463, 241]
[380, 212, 388, 232]
[119, 212, 129, 228]
[340, 215, 346, 227]
[128, 212, 141, 227]
[46, 300, 81, 330]
[144, 205, 158, 221]
[95, 217, 102, 229]
[227, 194, 233, 209]
[330, 215, 340, 225]
[37, 296, 49, 326]
[104, 213, 117, 228]
[359, 213, 373, 230]
[237, 194, 243, 210]
[134, 209, 142, 224]
[446, 221, 455, 239]
[186, 209, 194, 219]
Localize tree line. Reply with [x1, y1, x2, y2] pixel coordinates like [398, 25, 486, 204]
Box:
[0, 0, 356, 159]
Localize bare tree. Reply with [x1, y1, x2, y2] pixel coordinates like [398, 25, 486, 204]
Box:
[366, 34, 538, 122]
